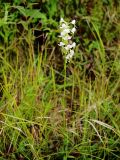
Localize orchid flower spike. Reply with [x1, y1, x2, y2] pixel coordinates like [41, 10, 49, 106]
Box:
[58, 18, 76, 62]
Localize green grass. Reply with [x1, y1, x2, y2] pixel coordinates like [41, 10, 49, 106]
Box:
[0, 0, 120, 159]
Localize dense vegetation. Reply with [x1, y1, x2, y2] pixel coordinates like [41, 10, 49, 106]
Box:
[0, 0, 120, 159]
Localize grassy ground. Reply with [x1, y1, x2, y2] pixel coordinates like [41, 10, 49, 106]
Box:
[0, 0, 120, 159]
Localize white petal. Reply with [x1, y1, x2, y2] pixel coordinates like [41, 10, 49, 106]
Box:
[63, 35, 71, 40]
[60, 23, 68, 29]
[64, 28, 70, 34]
[71, 27, 76, 33]
[60, 18, 64, 22]
[60, 29, 70, 37]
[58, 42, 65, 46]
[66, 49, 74, 61]
[68, 44, 73, 49]
[71, 20, 76, 25]
[70, 49, 74, 56]
[65, 46, 69, 50]
[71, 42, 76, 48]
[60, 23, 69, 31]
[65, 44, 72, 50]
[60, 32, 66, 36]
[67, 36, 71, 40]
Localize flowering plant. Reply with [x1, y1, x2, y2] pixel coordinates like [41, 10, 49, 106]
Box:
[58, 18, 76, 62]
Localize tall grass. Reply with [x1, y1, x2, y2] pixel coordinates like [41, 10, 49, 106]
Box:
[0, 0, 120, 159]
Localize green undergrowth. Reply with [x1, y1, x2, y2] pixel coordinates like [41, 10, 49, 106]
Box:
[0, 0, 120, 159]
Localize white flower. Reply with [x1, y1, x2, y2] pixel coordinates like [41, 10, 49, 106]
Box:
[65, 44, 72, 50]
[60, 31, 66, 36]
[66, 49, 74, 61]
[70, 49, 74, 56]
[67, 44, 72, 49]
[63, 36, 71, 40]
[67, 36, 71, 40]
[65, 43, 76, 50]
[71, 19, 76, 25]
[65, 46, 69, 50]
[60, 23, 68, 29]
[63, 28, 70, 34]
[58, 42, 65, 46]
[60, 18, 64, 23]
[58, 18, 76, 62]
[71, 27, 76, 34]
[59, 29, 70, 37]
[71, 42, 76, 48]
